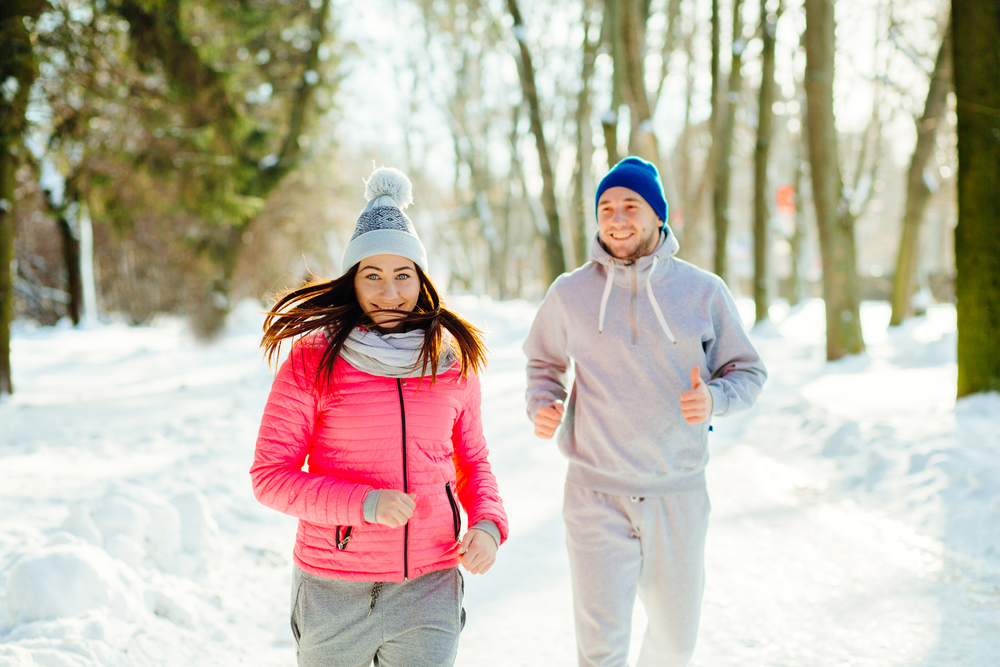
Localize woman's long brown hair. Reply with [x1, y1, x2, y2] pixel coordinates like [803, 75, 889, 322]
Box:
[261, 264, 487, 391]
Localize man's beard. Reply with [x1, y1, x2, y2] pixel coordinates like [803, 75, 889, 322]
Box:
[600, 228, 660, 264]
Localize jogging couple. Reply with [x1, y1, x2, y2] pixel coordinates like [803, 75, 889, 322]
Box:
[250, 157, 767, 667]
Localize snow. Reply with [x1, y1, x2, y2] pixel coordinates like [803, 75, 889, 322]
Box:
[1, 297, 998, 666]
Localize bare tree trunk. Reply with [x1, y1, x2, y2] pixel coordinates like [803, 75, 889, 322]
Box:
[508, 0, 566, 284]
[953, 0, 1000, 397]
[712, 0, 745, 283]
[0, 2, 45, 395]
[56, 213, 84, 326]
[449, 46, 505, 298]
[753, 0, 781, 323]
[653, 0, 685, 107]
[889, 19, 952, 326]
[42, 173, 84, 326]
[613, 0, 658, 162]
[674, 2, 714, 266]
[570, 1, 600, 268]
[803, 0, 864, 360]
[787, 143, 807, 307]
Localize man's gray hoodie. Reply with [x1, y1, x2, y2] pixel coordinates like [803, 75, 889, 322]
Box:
[524, 230, 767, 496]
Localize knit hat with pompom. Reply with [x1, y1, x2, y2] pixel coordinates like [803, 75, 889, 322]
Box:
[341, 166, 428, 274]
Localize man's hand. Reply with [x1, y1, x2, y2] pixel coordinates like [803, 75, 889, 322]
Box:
[680, 367, 713, 424]
[374, 490, 417, 527]
[458, 528, 497, 574]
[533, 401, 565, 439]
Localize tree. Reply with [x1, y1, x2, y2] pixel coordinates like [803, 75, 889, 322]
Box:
[1, 0, 48, 395]
[889, 18, 953, 326]
[712, 0, 746, 283]
[600, 0, 684, 234]
[606, 0, 658, 163]
[753, 0, 783, 323]
[104, 0, 335, 336]
[803, 0, 865, 360]
[507, 0, 566, 285]
[569, 1, 600, 268]
[952, 0, 1000, 396]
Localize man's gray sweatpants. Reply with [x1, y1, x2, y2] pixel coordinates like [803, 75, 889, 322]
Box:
[290, 565, 465, 667]
[563, 482, 711, 667]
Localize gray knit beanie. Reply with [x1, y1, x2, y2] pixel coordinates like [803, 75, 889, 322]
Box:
[341, 166, 428, 275]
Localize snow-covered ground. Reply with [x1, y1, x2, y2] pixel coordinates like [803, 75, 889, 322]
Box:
[1, 297, 997, 666]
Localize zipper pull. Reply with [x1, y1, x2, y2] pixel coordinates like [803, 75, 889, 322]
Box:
[368, 581, 382, 617]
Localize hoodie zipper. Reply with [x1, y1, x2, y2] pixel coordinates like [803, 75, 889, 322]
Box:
[630, 264, 638, 345]
[396, 378, 410, 581]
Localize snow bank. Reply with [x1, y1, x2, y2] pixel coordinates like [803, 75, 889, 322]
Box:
[6, 539, 144, 624]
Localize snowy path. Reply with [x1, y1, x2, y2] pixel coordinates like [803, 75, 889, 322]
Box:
[460, 299, 999, 667]
[1, 298, 997, 666]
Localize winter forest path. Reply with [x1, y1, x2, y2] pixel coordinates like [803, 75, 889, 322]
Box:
[0, 299, 996, 667]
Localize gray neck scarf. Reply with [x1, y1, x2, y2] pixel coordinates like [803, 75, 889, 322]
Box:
[340, 327, 458, 378]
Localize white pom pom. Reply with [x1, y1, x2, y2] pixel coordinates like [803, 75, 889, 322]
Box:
[364, 167, 413, 209]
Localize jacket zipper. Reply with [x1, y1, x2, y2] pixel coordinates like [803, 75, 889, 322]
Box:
[336, 525, 353, 550]
[445, 483, 461, 541]
[396, 379, 410, 580]
[630, 264, 638, 345]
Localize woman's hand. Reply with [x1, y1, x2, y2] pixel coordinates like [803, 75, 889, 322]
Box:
[458, 528, 497, 574]
[374, 490, 417, 527]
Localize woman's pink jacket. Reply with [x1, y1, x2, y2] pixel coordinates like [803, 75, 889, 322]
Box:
[250, 335, 508, 582]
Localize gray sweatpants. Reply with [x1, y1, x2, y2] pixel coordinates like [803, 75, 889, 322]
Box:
[563, 482, 711, 667]
[290, 565, 465, 667]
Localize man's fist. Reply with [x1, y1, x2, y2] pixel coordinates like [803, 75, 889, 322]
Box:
[533, 401, 565, 439]
[680, 367, 713, 424]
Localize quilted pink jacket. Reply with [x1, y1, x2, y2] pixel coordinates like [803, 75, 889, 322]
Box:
[250, 334, 508, 582]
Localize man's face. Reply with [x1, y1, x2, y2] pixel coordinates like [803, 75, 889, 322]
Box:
[596, 186, 661, 262]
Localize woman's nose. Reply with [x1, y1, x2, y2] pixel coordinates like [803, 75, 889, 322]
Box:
[378, 280, 397, 298]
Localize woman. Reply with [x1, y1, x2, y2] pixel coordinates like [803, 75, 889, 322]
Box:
[250, 166, 508, 667]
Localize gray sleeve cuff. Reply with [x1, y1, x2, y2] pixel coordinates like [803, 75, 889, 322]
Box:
[470, 520, 501, 548]
[362, 489, 381, 524]
[707, 383, 728, 416]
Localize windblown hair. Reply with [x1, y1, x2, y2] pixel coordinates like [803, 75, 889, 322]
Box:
[261, 264, 487, 390]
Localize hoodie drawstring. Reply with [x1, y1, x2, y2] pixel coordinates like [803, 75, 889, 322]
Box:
[598, 260, 616, 334]
[646, 255, 677, 344]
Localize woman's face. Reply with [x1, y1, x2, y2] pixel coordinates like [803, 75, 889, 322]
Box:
[353, 254, 420, 331]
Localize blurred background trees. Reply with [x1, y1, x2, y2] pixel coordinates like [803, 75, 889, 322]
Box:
[3, 0, 996, 396]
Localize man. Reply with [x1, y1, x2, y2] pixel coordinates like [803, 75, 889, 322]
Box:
[523, 156, 767, 667]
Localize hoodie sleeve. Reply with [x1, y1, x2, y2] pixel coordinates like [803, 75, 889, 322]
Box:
[523, 283, 571, 420]
[703, 280, 768, 416]
[249, 342, 372, 527]
[452, 374, 509, 544]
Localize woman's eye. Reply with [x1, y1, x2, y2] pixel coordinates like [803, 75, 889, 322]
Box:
[396, 273, 411, 280]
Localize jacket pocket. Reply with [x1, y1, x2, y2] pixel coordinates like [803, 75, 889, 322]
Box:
[335, 525, 353, 550]
[445, 483, 461, 542]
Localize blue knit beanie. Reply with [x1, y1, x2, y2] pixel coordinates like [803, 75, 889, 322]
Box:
[595, 156, 668, 227]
